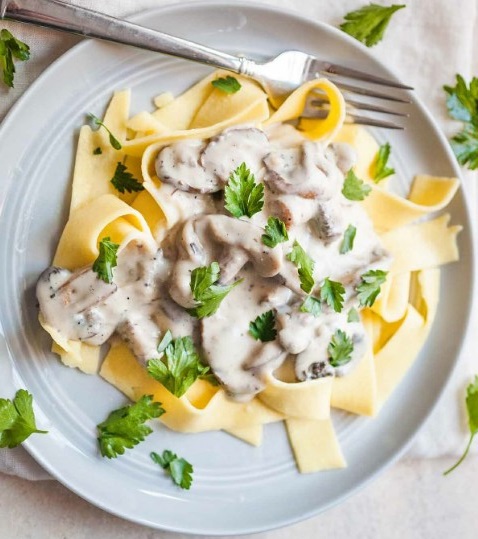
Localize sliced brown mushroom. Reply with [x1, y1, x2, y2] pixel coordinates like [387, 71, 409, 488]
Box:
[155, 128, 270, 194]
[263, 141, 342, 200]
[169, 214, 284, 309]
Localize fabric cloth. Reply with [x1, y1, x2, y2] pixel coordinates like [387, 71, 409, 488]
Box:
[0, 0, 477, 480]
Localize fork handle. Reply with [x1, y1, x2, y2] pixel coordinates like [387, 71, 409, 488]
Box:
[1, 0, 246, 73]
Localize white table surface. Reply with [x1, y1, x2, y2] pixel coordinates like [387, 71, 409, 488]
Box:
[1, 0, 478, 537]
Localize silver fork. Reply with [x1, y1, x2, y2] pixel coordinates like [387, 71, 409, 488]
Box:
[1, 0, 412, 129]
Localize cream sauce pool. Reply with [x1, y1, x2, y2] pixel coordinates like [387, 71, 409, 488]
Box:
[37, 124, 390, 401]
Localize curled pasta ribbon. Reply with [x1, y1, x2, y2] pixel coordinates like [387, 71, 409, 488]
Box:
[364, 175, 460, 232]
[265, 78, 346, 142]
[53, 194, 152, 269]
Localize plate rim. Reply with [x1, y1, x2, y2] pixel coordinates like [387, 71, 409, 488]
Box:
[0, 0, 476, 534]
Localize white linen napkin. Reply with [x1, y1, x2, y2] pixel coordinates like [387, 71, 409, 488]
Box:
[0, 0, 477, 480]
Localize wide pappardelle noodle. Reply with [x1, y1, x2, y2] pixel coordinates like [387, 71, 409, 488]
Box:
[36, 70, 461, 473]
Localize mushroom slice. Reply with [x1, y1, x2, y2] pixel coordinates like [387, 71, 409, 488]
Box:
[156, 139, 222, 193]
[200, 127, 270, 182]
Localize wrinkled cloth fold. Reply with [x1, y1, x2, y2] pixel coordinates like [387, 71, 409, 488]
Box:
[0, 0, 477, 480]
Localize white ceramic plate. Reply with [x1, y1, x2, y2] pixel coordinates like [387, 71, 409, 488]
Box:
[0, 1, 474, 534]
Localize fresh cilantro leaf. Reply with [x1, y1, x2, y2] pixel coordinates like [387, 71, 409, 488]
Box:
[151, 450, 194, 490]
[224, 162, 264, 218]
[286, 240, 315, 294]
[187, 262, 242, 319]
[262, 217, 289, 248]
[373, 143, 395, 183]
[110, 162, 144, 194]
[340, 3, 405, 47]
[0, 29, 30, 88]
[342, 169, 372, 201]
[93, 147, 103, 155]
[450, 124, 478, 170]
[211, 75, 242, 94]
[92, 237, 119, 284]
[249, 310, 277, 342]
[347, 307, 360, 323]
[356, 269, 388, 307]
[339, 224, 357, 254]
[0, 390, 47, 448]
[320, 277, 345, 313]
[444, 376, 478, 475]
[300, 296, 322, 317]
[328, 329, 354, 367]
[88, 113, 122, 150]
[147, 333, 210, 398]
[97, 395, 164, 459]
[444, 75, 478, 124]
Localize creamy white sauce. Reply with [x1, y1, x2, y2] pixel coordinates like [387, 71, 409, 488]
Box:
[37, 125, 390, 400]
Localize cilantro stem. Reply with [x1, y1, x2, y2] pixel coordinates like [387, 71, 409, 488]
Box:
[443, 433, 475, 476]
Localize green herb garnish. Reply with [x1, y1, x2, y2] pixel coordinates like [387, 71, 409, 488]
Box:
[339, 224, 357, 254]
[444, 376, 478, 475]
[211, 75, 242, 94]
[0, 390, 47, 448]
[356, 269, 388, 307]
[92, 237, 119, 284]
[249, 310, 277, 342]
[225, 162, 264, 218]
[187, 262, 242, 319]
[340, 3, 405, 47]
[110, 162, 144, 194]
[373, 143, 395, 183]
[0, 29, 30, 88]
[97, 395, 164, 459]
[347, 307, 360, 323]
[151, 450, 193, 489]
[328, 329, 354, 367]
[262, 217, 289, 248]
[147, 331, 210, 398]
[342, 169, 372, 201]
[286, 240, 315, 294]
[320, 277, 345, 313]
[88, 113, 122, 150]
[300, 296, 322, 317]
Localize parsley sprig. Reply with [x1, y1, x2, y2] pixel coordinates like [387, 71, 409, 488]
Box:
[373, 143, 395, 183]
[97, 395, 164, 459]
[225, 163, 264, 218]
[342, 169, 372, 201]
[0, 29, 30, 88]
[339, 224, 357, 254]
[356, 269, 388, 307]
[328, 329, 354, 367]
[249, 310, 277, 342]
[88, 113, 123, 150]
[287, 241, 315, 294]
[340, 3, 405, 47]
[92, 237, 119, 284]
[110, 162, 144, 194]
[262, 217, 289, 248]
[320, 278, 345, 313]
[347, 307, 360, 323]
[0, 390, 47, 448]
[300, 296, 322, 317]
[211, 75, 242, 94]
[444, 75, 478, 169]
[187, 262, 242, 319]
[151, 450, 194, 489]
[147, 331, 211, 398]
[444, 376, 478, 475]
